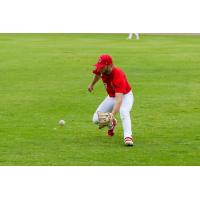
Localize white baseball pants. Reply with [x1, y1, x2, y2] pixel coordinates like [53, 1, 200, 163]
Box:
[92, 91, 134, 138]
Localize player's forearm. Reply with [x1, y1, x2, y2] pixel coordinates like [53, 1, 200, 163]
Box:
[112, 94, 123, 116]
[112, 101, 122, 116]
[91, 75, 100, 86]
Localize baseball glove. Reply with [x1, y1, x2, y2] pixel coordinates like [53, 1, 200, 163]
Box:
[97, 111, 117, 129]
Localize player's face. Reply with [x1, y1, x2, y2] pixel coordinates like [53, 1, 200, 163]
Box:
[101, 65, 112, 75]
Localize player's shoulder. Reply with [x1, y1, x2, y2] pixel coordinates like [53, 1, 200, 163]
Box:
[113, 66, 124, 75]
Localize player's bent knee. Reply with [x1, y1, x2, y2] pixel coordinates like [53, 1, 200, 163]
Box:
[92, 113, 99, 124]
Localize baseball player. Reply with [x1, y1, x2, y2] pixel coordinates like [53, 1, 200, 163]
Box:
[87, 54, 134, 146]
[128, 33, 140, 40]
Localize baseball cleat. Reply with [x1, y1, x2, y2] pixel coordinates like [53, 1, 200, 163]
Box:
[107, 119, 117, 137]
[124, 137, 134, 146]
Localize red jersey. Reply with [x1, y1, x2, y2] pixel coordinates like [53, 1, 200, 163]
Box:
[93, 66, 131, 97]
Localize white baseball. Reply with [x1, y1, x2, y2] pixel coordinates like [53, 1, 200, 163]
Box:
[59, 119, 65, 126]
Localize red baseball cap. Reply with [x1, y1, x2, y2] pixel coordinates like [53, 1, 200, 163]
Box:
[93, 54, 113, 72]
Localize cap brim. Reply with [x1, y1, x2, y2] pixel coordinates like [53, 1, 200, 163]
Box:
[93, 63, 106, 67]
[93, 63, 106, 72]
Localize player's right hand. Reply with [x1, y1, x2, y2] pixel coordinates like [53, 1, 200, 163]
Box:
[87, 84, 93, 92]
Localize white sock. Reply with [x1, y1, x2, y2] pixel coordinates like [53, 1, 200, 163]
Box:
[135, 33, 140, 40]
[128, 33, 133, 39]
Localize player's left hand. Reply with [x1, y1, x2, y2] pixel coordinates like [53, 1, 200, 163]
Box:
[97, 112, 117, 129]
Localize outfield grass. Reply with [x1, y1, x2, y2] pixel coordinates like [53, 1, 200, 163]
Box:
[0, 33, 199, 165]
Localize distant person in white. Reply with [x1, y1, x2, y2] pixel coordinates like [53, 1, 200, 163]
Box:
[128, 33, 140, 40]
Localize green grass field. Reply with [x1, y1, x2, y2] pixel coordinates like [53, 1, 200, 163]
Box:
[0, 34, 199, 165]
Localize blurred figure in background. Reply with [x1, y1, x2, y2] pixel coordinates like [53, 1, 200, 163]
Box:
[128, 33, 140, 40]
